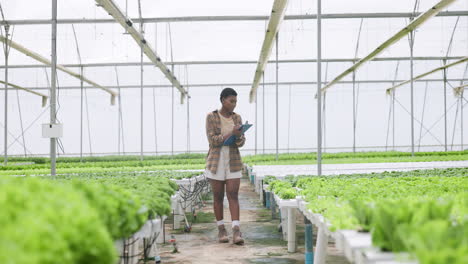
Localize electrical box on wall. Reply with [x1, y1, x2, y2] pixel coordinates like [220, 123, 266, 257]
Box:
[42, 123, 63, 138]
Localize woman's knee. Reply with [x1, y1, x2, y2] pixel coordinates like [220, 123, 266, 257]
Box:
[213, 191, 225, 203]
[226, 191, 239, 201]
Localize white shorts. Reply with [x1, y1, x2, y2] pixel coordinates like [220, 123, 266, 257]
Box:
[205, 146, 242, 181]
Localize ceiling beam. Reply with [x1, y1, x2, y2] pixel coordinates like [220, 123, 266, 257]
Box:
[0, 80, 48, 107]
[14, 78, 466, 91]
[386, 57, 468, 94]
[320, 0, 457, 94]
[95, 0, 188, 103]
[249, 0, 290, 103]
[0, 56, 464, 69]
[0, 36, 118, 105]
[0, 11, 466, 25]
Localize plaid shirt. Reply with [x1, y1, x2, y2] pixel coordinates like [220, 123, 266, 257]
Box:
[205, 110, 246, 174]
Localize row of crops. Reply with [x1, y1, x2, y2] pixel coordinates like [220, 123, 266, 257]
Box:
[3, 150, 468, 175]
[0, 170, 202, 264]
[264, 167, 468, 264]
[1, 151, 467, 263]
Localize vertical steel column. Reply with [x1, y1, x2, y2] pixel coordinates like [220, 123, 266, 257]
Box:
[262, 75, 265, 154]
[275, 34, 279, 161]
[443, 65, 448, 151]
[80, 66, 83, 161]
[287, 85, 292, 153]
[317, 0, 323, 175]
[255, 82, 258, 155]
[461, 90, 464, 150]
[140, 22, 144, 161]
[171, 64, 174, 156]
[50, 0, 57, 175]
[393, 91, 396, 150]
[409, 31, 415, 156]
[352, 68, 356, 153]
[304, 217, 314, 264]
[153, 23, 158, 155]
[186, 84, 190, 153]
[3, 25, 8, 165]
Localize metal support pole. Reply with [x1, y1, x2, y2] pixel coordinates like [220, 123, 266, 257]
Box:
[171, 64, 174, 156]
[287, 85, 292, 153]
[50, 0, 57, 175]
[3, 25, 8, 165]
[139, 19, 144, 161]
[304, 217, 314, 264]
[187, 85, 190, 153]
[461, 90, 464, 150]
[352, 68, 356, 153]
[80, 66, 83, 161]
[275, 34, 279, 161]
[443, 65, 448, 151]
[393, 91, 396, 150]
[255, 81, 258, 155]
[262, 75, 265, 154]
[287, 207, 297, 253]
[317, 0, 322, 175]
[409, 30, 415, 156]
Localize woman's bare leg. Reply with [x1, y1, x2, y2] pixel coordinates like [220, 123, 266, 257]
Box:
[210, 179, 226, 221]
[225, 178, 241, 221]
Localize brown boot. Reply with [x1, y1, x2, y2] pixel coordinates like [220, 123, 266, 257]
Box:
[217, 225, 229, 243]
[232, 226, 244, 245]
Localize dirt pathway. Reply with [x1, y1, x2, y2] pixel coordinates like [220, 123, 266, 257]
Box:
[159, 178, 349, 264]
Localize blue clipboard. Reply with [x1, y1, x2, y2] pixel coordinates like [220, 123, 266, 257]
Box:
[223, 122, 253, 146]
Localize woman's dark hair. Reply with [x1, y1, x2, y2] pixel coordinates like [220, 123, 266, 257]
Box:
[220, 87, 237, 102]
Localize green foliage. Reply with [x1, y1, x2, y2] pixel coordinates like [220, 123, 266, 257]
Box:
[400, 220, 468, 264]
[270, 168, 468, 263]
[262, 175, 277, 185]
[267, 179, 297, 200]
[68, 181, 147, 239]
[50, 173, 179, 218]
[0, 177, 116, 264]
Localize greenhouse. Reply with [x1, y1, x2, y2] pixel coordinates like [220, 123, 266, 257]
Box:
[0, 0, 467, 263]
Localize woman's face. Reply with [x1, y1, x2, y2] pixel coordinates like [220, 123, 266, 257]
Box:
[222, 95, 237, 113]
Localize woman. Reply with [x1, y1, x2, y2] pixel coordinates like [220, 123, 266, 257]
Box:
[205, 87, 245, 245]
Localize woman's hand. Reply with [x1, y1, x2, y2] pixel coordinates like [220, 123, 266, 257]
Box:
[232, 125, 242, 137]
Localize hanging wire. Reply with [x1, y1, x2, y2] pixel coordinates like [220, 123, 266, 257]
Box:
[417, 81, 429, 151]
[43, 65, 64, 155]
[385, 61, 400, 150]
[322, 62, 329, 151]
[84, 86, 93, 155]
[167, 22, 175, 155]
[394, 97, 446, 147]
[413, 99, 460, 147]
[15, 84, 26, 156]
[450, 99, 460, 150]
[385, 93, 393, 151]
[152, 23, 158, 154]
[0, 7, 26, 157]
[115, 67, 125, 154]
[1, 106, 49, 155]
[445, 16, 460, 59]
[185, 64, 190, 153]
[352, 18, 364, 152]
